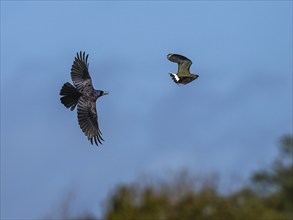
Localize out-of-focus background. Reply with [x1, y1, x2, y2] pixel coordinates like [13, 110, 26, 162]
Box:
[1, 1, 292, 219]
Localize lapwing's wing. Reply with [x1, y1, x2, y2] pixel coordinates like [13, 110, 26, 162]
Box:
[77, 96, 104, 146]
[167, 54, 192, 75]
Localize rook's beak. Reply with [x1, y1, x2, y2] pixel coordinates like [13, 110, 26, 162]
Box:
[103, 91, 109, 96]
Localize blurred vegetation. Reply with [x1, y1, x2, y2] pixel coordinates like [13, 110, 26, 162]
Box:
[250, 135, 293, 219]
[51, 135, 292, 220]
[103, 135, 292, 220]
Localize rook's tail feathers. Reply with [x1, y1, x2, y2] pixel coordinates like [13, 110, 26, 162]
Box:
[60, 82, 81, 111]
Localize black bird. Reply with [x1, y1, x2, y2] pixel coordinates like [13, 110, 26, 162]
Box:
[167, 53, 199, 85]
[60, 51, 108, 146]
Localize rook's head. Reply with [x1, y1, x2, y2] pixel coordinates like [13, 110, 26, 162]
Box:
[97, 90, 109, 97]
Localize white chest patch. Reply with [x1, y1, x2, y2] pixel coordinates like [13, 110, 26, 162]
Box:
[170, 73, 180, 82]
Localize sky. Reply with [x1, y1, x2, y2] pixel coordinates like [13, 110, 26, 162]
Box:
[1, 1, 292, 219]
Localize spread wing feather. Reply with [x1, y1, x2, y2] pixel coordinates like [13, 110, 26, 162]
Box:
[77, 96, 104, 146]
[71, 51, 93, 92]
[167, 53, 192, 73]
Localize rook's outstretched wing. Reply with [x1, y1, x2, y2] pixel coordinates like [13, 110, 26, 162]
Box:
[77, 97, 104, 146]
[167, 53, 192, 73]
[71, 51, 93, 91]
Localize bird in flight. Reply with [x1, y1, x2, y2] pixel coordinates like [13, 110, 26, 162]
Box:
[60, 51, 108, 146]
[167, 53, 199, 85]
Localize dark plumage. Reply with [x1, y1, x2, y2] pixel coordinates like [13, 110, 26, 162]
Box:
[167, 53, 199, 85]
[60, 51, 108, 146]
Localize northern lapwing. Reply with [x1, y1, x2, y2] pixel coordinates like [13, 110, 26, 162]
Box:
[167, 53, 199, 85]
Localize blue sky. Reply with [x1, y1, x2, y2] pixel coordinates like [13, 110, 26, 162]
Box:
[1, 1, 292, 219]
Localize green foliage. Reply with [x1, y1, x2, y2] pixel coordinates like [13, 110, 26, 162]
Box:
[251, 135, 293, 219]
[104, 135, 293, 220]
[104, 183, 289, 220]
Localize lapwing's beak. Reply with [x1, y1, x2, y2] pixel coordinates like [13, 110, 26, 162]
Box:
[103, 91, 109, 96]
